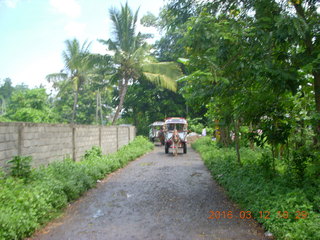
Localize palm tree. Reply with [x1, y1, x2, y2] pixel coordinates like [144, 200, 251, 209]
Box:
[46, 39, 92, 123]
[100, 3, 182, 124]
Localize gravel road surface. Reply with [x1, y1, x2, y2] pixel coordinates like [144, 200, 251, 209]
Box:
[30, 146, 271, 240]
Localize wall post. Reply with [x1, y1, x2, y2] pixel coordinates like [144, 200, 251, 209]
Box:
[17, 123, 24, 156]
[128, 126, 130, 142]
[99, 126, 102, 148]
[116, 126, 119, 150]
[72, 125, 76, 161]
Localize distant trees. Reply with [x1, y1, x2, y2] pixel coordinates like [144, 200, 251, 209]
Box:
[122, 75, 186, 135]
[0, 77, 69, 123]
[0, 78, 14, 116]
[46, 39, 93, 123]
[1, 86, 57, 123]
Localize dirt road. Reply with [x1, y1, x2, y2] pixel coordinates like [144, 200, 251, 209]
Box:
[30, 146, 270, 240]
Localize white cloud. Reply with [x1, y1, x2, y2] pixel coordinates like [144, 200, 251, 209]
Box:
[91, 41, 115, 56]
[64, 21, 86, 38]
[137, 23, 161, 44]
[0, 50, 64, 90]
[91, 41, 108, 55]
[1, 0, 19, 8]
[50, 0, 81, 18]
[10, 54, 63, 91]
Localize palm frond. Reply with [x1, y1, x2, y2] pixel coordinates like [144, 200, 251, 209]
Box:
[142, 62, 183, 80]
[143, 72, 177, 92]
[107, 39, 118, 51]
[87, 54, 112, 66]
[131, 43, 150, 63]
[80, 39, 92, 53]
[142, 62, 184, 92]
[53, 79, 72, 95]
[108, 3, 141, 54]
[46, 73, 68, 82]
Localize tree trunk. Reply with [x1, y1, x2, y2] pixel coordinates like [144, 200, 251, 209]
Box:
[96, 91, 99, 124]
[220, 125, 232, 147]
[99, 92, 103, 125]
[71, 90, 78, 124]
[112, 78, 129, 125]
[95, 90, 103, 125]
[219, 126, 227, 146]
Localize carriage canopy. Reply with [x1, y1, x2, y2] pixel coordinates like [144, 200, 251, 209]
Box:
[164, 117, 188, 132]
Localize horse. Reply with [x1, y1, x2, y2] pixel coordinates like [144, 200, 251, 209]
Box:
[171, 129, 180, 156]
[158, 129, 165, 145]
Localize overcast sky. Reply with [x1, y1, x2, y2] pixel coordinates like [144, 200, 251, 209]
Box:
[0, 0, 165, 89]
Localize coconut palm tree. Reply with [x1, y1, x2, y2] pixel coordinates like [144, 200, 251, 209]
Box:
[46, 38, 92, 123]
[100, 3, 182, 124]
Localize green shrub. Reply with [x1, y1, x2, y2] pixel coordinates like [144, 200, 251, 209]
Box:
[192, 138, 320, 240]
[0, 168, 5, 180]
[289, 146, 314, 185]
[0, 136, 154, 240]
[7, 156, 32, 179]
[187, 117, 204, 134]
[257, 153, 274, 178]
[82, 146, 103, 160]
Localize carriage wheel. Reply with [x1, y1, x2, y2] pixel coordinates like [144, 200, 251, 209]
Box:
[183, 143, 187, 154]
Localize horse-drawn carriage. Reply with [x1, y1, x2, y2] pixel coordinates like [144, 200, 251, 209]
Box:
[163, 117, 188, 155]
[149, 121, 165, 145]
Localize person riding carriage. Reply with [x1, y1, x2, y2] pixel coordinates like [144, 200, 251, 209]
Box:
[149, 121, 165, 145]
[163, 117, 188, 155]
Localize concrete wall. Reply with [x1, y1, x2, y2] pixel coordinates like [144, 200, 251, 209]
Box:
[101, 127, 118, 154]
[0, 122, 136, 169]
[0, 123, 19, 166]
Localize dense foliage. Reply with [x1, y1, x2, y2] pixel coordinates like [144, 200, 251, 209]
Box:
[122, 75, 186, 135]
[156, 0, 320, 176]
[0, 136, 153, 240]
[193, 137, 320, 240]
[0, 80, 58, 123]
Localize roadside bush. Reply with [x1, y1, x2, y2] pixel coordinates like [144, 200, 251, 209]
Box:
[0, 168, 5, 180]
[0, 136, 154, 240]
[7, 156, 32, 179]
[289, 146, 314, 185]
[192, 137, 320, 240]
[187, 117, 204, 134]
[82, 146, 103, 160]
